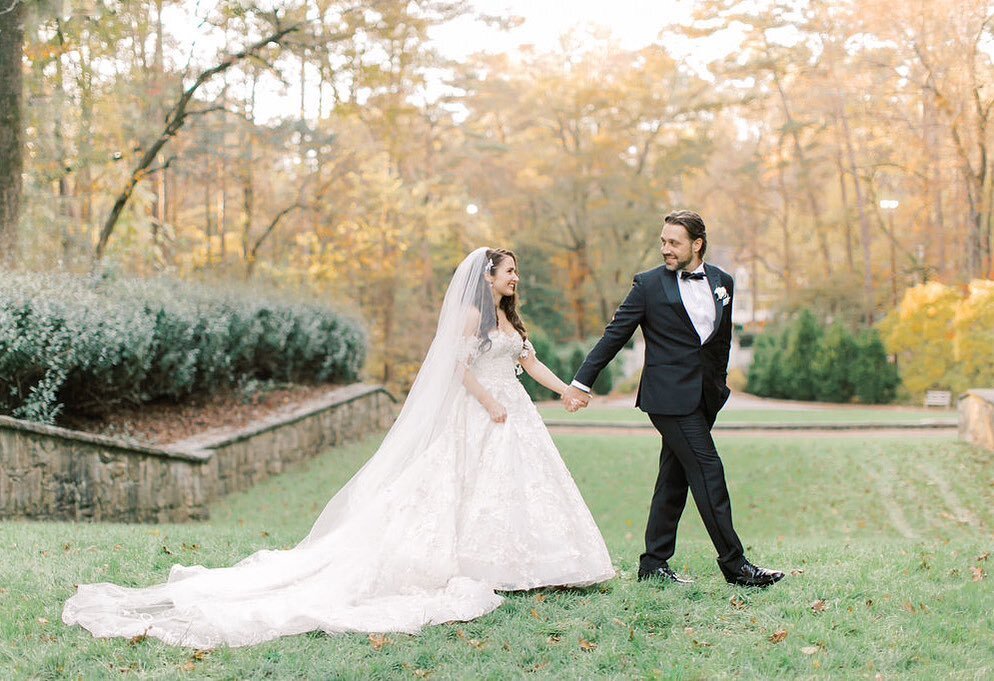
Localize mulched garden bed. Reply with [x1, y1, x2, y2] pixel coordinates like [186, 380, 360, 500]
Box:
[58, 383, 339, 446]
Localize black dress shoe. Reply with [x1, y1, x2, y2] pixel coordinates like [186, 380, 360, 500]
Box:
[637, 562, 693, 585]
[719, 560, 785, 588]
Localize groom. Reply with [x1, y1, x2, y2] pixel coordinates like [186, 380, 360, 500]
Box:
[563, 210, 784, 588]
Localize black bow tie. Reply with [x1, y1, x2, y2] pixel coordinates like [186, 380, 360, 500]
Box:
[680, 270, 706, 280]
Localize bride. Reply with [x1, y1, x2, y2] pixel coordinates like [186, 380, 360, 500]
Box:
[63, 247, 615, 648]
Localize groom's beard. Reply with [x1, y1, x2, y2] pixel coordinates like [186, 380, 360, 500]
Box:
[663, 254, 693, 272]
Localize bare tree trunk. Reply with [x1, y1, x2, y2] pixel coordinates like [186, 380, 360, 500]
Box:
[919, 88, 942, 277]
[775, 134, 793, 304]
[837, 102, 875, 324]
[218, 156, 227, 261]
[834, 143, 855, 272]
[151, 0, 166, 257]
[204, 164, 213, 265]
[0, 0, 25, 264]
[47, 19, 77, 262]
[241, 67, 257, 266]
[79, 26, 94, 226]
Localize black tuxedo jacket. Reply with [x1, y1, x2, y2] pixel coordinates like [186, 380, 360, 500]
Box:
[574, 262, 733, 419]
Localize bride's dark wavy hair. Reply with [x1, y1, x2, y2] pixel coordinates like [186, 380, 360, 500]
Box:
[476, 248, 528, 354]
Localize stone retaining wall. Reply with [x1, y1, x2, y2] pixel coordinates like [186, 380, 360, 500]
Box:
[958, 389, 994, 453]
[0, 384, 397, 523]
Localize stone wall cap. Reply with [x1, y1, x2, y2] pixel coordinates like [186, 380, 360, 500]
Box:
[0, 383, 395, 463]
[0, 413, 209, 461]
[168, 383, 395, 452]
[960, 389, 994, 403]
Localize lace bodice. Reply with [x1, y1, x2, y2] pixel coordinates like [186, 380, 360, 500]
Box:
[462, 330, 533, 384]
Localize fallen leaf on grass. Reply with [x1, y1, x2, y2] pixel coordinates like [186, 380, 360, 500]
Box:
[192, 650, 211, 661]
[161, 545, 173, 555]
[547, 635, 561, 645]
[530, 609, 542, 621]
[578, 638, 597, 651]
[534, 593, 546, 603]
[801, 645, 820, 655]
[769, 629, 788, 644]
[129, 632, 148, 646]
[412, 669, 432, 679]
[810, 599, 827, 613]
[790, 569, 805, 576]
[368, 633, 391, 651]
[180, 661, 196, 672]
[36, 617, 48, 625]
[692, 639, 712, 649]
[977, 552, 990, 562]
[729, 595, 746, 610]
[971, 566, 986, 582]
[902, 601, 916, 613]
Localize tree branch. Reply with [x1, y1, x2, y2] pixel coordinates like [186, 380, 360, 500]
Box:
[95, 22, 301, 262]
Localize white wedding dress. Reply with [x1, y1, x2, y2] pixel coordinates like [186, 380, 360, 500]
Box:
[63, 249, 614, 648]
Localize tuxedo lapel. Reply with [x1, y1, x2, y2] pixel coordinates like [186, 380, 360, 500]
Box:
[657, 266, 698, 337]
[703, 263, 725, 345]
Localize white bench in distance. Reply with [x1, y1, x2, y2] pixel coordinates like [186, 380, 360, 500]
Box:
[923, 390, 952, 408]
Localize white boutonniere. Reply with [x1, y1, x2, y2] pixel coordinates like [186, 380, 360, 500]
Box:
[714, 286, 730, 305]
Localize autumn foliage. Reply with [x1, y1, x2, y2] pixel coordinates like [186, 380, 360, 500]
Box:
[881, 280, 994, 397]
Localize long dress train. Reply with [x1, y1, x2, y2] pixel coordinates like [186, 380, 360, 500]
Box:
[63, 324, 613, 648]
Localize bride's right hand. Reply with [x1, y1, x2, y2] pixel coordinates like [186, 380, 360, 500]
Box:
[486, 401, 507, 423]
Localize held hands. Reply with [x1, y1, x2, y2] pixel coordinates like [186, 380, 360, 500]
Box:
[561, 385, 591, 413]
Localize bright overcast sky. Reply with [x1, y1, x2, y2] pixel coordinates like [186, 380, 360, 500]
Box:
[172, 0, 727, 121]
[430, 0, 700, 58]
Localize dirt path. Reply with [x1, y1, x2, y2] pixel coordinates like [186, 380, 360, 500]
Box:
[547, 425, 956, 438]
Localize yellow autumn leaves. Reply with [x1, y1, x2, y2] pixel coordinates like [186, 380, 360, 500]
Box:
[880, 280, 994, 397]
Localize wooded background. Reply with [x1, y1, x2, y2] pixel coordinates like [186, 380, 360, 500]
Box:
[1, 0, 992, 390]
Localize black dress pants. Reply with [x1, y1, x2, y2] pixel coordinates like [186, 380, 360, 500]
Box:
[639, 405, 745, 571]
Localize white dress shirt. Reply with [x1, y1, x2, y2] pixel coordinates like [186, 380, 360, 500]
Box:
[678, 263, 716, 343]
[571, 263, 716, 393]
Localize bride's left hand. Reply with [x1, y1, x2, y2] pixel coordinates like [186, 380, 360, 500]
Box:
[486, 400, 508, 423]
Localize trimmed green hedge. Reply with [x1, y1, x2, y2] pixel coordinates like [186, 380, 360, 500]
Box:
[746, 310, 898, 404]
[0, 272, 366, 424]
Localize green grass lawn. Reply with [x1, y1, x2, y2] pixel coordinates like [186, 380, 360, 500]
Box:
[2, 431, 992, 679]
[539, 405, 957, 426]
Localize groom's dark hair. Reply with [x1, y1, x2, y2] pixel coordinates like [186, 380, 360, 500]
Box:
[663, 210, 707, 257]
